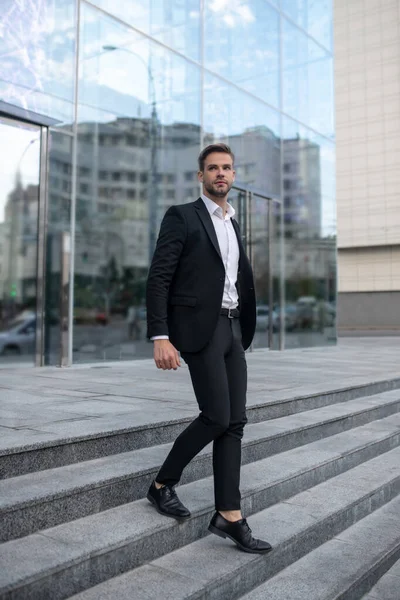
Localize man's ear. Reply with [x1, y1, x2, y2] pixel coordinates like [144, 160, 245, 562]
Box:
[197, 170, 203, 182]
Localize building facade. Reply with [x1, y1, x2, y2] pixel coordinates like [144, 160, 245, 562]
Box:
[0, 0, 336, 366]
[334, 0, 400, 330]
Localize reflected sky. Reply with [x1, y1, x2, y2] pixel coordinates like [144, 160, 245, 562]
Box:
[0, 120, 40, 222]
[282, 18, 334, 139]
[79, 3, 201, 126]
[204, 0, 280, 109]
[0, 0, 335, 136]
[281, 0, 333, 51]
[90, 0, 201, 62]
[0, 0, 76, 124]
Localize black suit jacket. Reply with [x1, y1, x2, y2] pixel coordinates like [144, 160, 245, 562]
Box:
[146, 198, 256, 353]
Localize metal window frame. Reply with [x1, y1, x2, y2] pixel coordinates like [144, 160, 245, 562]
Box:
[35, 125, 50, 366]
[0, 113, 50, 366]
[231, 184, 284, 351]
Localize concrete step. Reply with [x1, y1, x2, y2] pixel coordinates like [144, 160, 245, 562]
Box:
[2, 405, 400, 543]
[2, 378, 400, 478]
[2, 444, 400, 599]
[63, 448, 400, 600]
[240, 495, 400, 600]
[362, 556, 400, 600]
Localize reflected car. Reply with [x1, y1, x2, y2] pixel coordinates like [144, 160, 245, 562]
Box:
[256, 305, 279, 332]
[295, 297, 336, 330]
[274, 304, 297, 331]
[0, 316, 36, 355]
[296, 296, 317, 329]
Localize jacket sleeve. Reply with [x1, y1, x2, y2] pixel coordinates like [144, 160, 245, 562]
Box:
[146, 206, 187, 338]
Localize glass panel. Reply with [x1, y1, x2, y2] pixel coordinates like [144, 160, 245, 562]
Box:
[204, 0, 280, 109]
[43, 129, 73, 365]
[0, 117, 41, 366]
[90, 0, 201, 62]
[0, 0, 76, 126]
[282, 117, 336, 349]
[282, 18, 334, 139]
[281, 0, 333, 51]
[230, 190, 281, 351]
[204, 75, 282, 349]
[73, 3, 201, 363]
[204, 72, 281, 198]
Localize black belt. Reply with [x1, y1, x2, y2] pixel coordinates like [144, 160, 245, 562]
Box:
[220, 307, 240, 318]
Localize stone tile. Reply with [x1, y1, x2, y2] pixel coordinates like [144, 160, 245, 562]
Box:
[0, 428, 63, 452]
[386, 559, 400, 579]
[68, 564, 203, 600]
[0, 532, 81, 588]
[1, 339, 400, 456]
[245, 539, 370, 600]
[153, 534, 256, 585]
[35, 500, 169, 553]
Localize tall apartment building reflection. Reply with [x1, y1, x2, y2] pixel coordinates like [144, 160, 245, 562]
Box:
[283, 137, 321, 240]
[0, 174, 39, 321]
[282, 136, 335, 307]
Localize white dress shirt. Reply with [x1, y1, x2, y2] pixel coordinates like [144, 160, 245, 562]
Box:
[201, 193, 239, 309]
[152, 194, 240, 340]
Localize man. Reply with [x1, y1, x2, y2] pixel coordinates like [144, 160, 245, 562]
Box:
[146, 143, 272, 554]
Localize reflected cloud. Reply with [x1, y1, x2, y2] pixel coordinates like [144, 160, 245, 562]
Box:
[0, 0, 75, 123]
[210, 0, 255, 24]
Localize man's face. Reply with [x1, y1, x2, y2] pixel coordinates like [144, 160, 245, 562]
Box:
[198, 152, 235, 198]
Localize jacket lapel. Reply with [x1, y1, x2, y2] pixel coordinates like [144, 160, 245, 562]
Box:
[231, 218, 245, 270]
[194, 198, 222, 261]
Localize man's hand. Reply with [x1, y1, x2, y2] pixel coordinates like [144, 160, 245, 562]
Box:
[154, 339, 181, 370]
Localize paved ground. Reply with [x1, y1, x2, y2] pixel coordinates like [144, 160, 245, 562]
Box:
[0, 337, 399, 454]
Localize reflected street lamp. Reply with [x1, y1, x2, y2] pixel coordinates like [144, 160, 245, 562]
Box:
[102, 45, 159, 267]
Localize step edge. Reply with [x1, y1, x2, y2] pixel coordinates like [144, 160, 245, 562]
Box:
[3, 473, 400, 598]
[2, 405, 400, 513]
[2, 378, 400, 457]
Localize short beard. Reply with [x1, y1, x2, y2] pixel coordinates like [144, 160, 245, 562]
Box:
[204, 181, 232, 198]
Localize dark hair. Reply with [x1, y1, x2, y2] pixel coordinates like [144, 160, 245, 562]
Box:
[198, 143, 235, 172]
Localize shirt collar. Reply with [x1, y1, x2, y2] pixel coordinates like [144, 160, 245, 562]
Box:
[201, 193, 236, 220]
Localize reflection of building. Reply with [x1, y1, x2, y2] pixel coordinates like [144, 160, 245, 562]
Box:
[282, 237, 336, 302]
[1, 177, 38, 307]
[208, 126, 281, 198]
[50, 120, 282, 281]
[0, 223, 6, 300]
[283, 138, 321, 239]
[335, 0, 400, 329]
[49, 118, 202, 279]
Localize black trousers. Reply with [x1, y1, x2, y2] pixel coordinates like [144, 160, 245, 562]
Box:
[156, 315, 247, 510]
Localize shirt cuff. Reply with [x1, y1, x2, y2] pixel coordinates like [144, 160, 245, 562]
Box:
[151, 335, 169, 341]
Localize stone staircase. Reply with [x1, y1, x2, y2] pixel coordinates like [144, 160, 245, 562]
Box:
[1, 379, 400, 600]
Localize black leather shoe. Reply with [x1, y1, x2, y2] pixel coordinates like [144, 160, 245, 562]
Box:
[147, 481, 191, 520]
[208, 512, 272, 554]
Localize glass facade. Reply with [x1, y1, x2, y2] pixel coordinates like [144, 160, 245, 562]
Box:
[0, 0, 336, 366]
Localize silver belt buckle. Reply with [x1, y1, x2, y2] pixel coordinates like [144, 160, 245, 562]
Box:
[228, 307, 234, 318]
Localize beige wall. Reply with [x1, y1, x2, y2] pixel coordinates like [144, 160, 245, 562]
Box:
[339, 246, 400, 292]
[334, 0, 400, 299]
